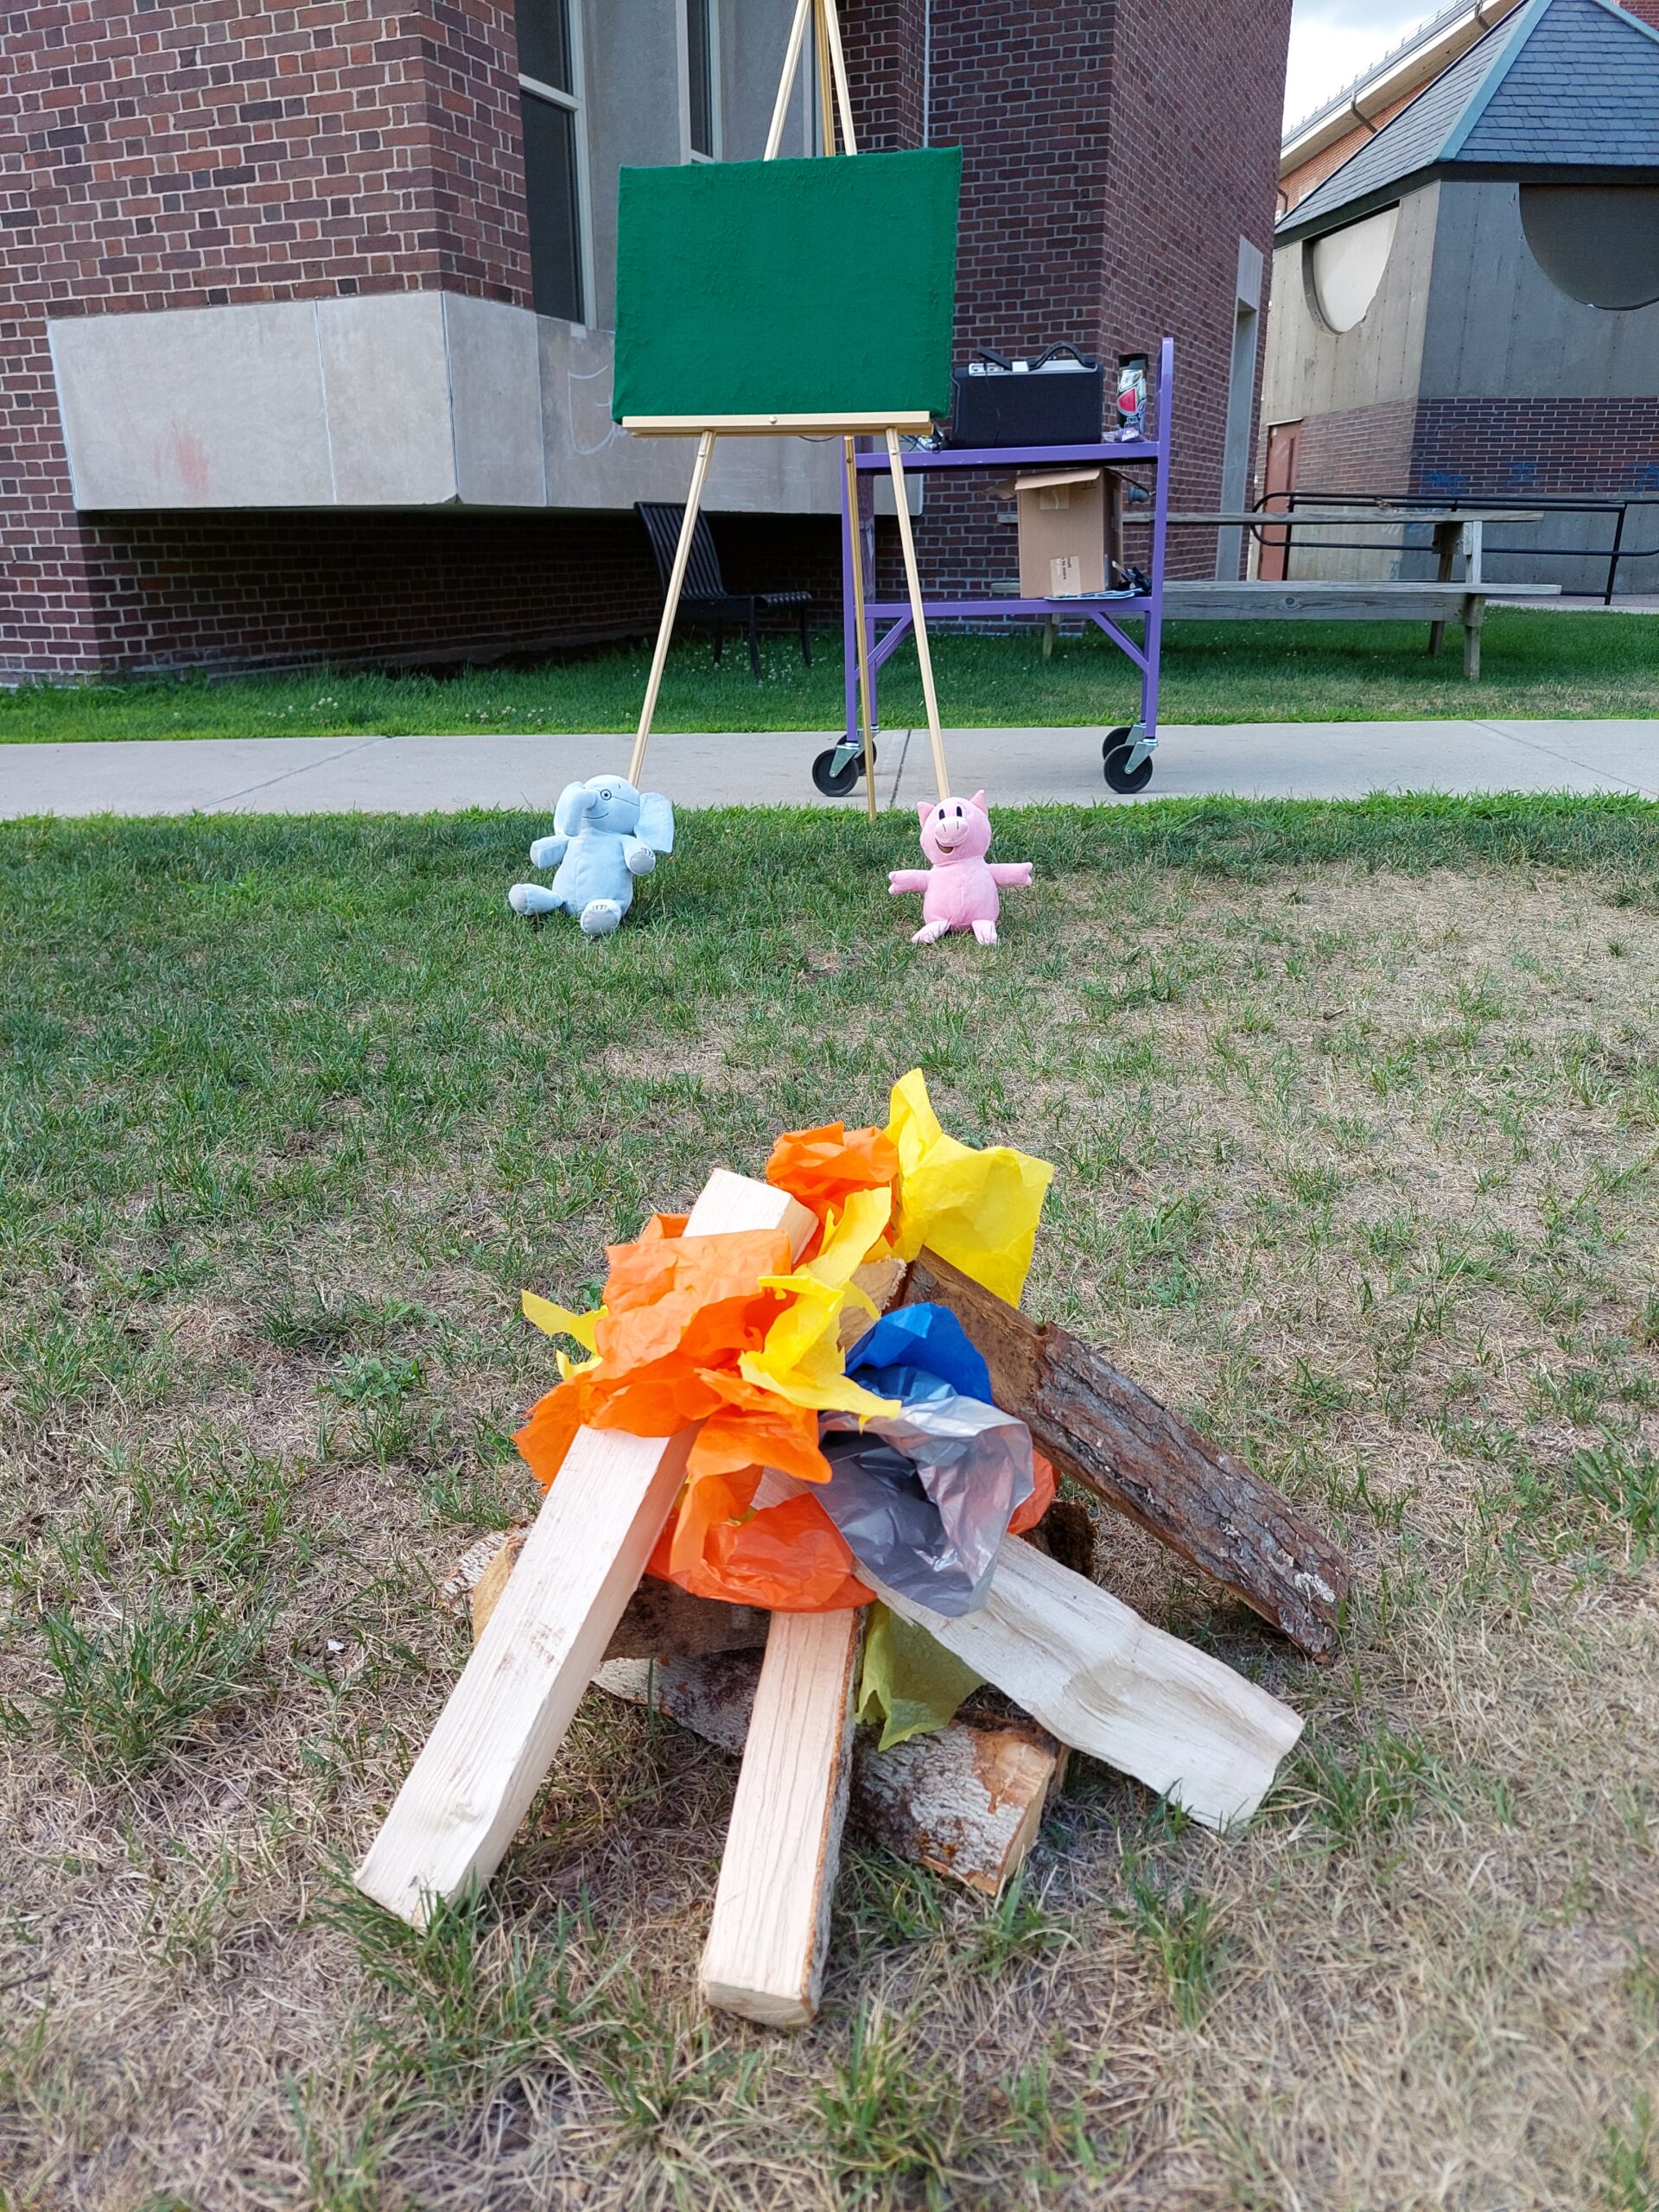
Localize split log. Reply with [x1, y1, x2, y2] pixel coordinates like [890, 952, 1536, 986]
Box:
[867, 1535, 1303, 1830]
[901, 1249, 1348, 1663]
[852, 1708, 1066, 1895]
[592, 1652, 1068, 1899]
[459, 1528, 770, 1661]
[355, 1170, 816, 1929]
[700, 1608, 861, 2026]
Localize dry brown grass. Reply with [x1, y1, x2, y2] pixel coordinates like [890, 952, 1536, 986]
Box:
[3, 817, 1657, 2210]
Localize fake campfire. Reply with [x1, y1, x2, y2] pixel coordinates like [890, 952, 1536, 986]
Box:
[358, 1076, 1349, 2027]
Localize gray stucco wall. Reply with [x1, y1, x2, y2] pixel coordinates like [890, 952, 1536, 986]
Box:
[583, 0, 810, 328]
[1421, 179, 1659, 399]
[582, 0, 683, 334]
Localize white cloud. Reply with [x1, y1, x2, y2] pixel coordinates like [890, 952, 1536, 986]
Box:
[1284, 0, 1441, 127]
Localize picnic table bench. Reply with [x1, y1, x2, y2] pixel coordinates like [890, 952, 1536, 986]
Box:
[1154, 508, 1555, 679]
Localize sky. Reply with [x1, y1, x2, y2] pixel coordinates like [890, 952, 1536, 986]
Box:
[1284, 0, 1444, 128]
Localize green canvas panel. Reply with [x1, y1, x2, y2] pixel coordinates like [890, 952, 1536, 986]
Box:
[612, 147, 962, 422]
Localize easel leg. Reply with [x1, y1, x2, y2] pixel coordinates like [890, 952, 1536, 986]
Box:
[629, 429, 716, 791]
[812, 0, 836, 152]
[845, 438, 878, 820]
[886, 427, 951, 803]
[764, 0, 813, 159]
[821, 0, 859, 153]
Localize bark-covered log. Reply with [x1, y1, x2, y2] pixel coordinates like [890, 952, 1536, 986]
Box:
[901, 1249, 1349, 1663]
[593, 1652, 1068, 1899]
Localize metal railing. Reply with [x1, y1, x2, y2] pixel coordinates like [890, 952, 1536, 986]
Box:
[1246, 490, 1659, 603]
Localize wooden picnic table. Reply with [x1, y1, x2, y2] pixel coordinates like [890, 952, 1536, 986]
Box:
[1163, 507, 1543, 590]
[1145, 507, 1551, 678]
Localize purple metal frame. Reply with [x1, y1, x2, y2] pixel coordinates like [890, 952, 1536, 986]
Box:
[840, 336, 1174, 762]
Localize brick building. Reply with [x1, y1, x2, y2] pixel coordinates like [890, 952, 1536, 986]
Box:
[1261, 0, 1659, 593]
[3, 0, 1292, 681]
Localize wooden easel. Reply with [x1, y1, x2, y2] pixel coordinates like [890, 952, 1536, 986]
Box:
[624, 0, 952, 820]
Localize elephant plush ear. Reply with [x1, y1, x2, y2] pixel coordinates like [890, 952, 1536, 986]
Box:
[553, 781, 590, 836]
[636, 792, 675, 855]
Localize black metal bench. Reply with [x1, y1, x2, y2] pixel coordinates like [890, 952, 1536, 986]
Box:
[635, 502, 814, 681]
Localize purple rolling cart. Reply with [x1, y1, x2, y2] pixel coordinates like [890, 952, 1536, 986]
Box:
[819, 334, 1173, 799]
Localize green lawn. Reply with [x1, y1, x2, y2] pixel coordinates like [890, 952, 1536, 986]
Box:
[3, 798, 1658, 2211]
[3, 610, 1656, 742]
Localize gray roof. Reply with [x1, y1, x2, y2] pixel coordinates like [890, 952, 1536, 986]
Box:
[1280, 0, 1659, 241]
[1282, 0, 1522, 147]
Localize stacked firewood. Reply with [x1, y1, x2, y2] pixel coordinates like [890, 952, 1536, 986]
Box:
[358, 1136, 1348, 2030]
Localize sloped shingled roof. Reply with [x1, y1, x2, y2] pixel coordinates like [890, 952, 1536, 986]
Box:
[1279, 0, 1659, 241]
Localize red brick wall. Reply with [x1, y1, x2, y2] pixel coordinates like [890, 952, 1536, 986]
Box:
[4, 0, 1292, 677]
[864, 0, 1291, 599]
[1103, 0, 1291, 578]
[60, 507, 839, 675]
[840, 0, 926, 154]
[16, 0, 528, 317]
[2, 0, 530, 680]
[1286, 398, 1418, 499]
[1411, 397, 1659, 498]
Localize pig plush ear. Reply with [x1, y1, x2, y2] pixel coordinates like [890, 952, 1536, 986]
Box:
[916, 800, 934, 825]
[969, 790, 988, 814]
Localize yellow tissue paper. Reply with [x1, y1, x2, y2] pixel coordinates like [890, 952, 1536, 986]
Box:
[520, 1290, 603, 1352]
[741, 1185, 901, 1418]
[857, 1604, 984, 1751]
[884, 1070, 1054, 1306]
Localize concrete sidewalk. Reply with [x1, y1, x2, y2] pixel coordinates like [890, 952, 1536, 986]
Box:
[2, 718, 1656, 817]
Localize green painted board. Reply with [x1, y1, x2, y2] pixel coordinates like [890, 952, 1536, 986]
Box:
[612, 148, 961, 422]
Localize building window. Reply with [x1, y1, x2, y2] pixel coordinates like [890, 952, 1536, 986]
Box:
[518, 0, 588, 323]
[1521, 186, 1659, 313]
[1304, 204, 1398, 334]
[684, 0, 720, 162]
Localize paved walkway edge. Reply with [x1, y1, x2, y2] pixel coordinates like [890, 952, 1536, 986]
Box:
[1, 719, 1656, 817]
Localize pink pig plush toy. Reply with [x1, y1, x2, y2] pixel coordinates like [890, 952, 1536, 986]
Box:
[888, 791, 1034, 946]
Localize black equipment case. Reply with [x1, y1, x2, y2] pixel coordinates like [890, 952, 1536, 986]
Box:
[948, 345, 1104, 448]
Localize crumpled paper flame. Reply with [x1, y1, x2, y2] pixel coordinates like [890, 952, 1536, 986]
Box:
[740, 1185, 901, 1420]
[885, 1070, 1053, 1307]
[513, 1077, 1053, 1612]
[766, 1119, 900, 1230]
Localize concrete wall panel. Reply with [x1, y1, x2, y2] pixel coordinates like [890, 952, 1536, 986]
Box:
[1260, 182, 1437, 433]
[51, 304, 334, 510]
[316, 293, 456, 506]
[445, 294, 547, 507]
[50, 293, 837, 518]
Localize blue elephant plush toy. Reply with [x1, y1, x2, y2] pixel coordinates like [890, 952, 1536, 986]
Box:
[506, 775, 674, 938]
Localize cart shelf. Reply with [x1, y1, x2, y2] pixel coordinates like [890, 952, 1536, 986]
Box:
[830, 335, 1173, 798]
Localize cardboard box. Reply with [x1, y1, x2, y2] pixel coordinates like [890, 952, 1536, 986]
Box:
[1015, 467, 1106, 598]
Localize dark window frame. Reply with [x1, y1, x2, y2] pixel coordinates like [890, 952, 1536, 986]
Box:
[684, 0, 720, 162]
[517, 0, 588, 324]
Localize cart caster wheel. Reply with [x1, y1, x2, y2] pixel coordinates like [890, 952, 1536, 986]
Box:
[811, 742, 874, 798]
[1103, 728, 1154, 795]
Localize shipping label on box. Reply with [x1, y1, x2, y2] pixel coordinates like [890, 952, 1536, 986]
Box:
[1051, 552, 1082, 594]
